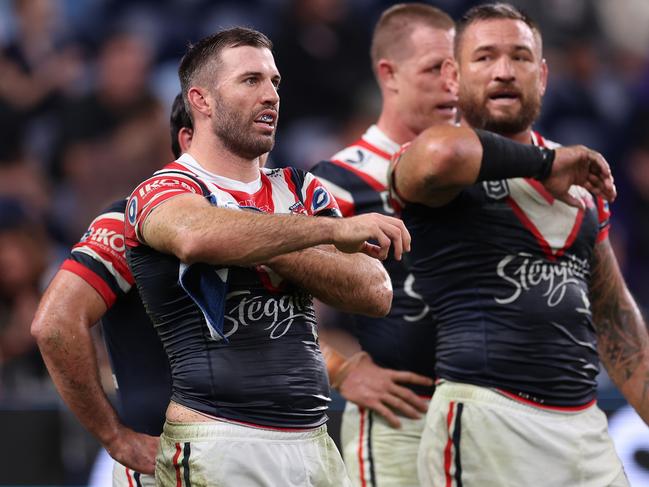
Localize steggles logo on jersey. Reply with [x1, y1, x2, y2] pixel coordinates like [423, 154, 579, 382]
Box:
[217, 291, 316, 341]
[495, 251, 590, 307]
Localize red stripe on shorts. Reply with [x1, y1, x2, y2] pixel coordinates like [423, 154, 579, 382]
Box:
[173, 442, 183, 487]
[125, 467, 134, 487]
[358, 406, 368, 487]
[444, 401, 456, 487]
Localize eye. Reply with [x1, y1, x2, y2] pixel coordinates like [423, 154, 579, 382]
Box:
[245, 77, 258, 85]
[512, 52, 533, 62]
[475, 55, 491, 62]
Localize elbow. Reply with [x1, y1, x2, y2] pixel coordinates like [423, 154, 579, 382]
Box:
[30, 315, 47, 344]
[418, 139, 461, 189]
[358, 268, 393, 317]
[398, 137, 459, 202]
[173, 232, 217, 264]
[30, 315, 58, 352]
[367, 290, 393, 318]
[174, 237, 200, 264]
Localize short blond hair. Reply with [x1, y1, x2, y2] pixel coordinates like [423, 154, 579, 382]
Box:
[370, 3, 454, 75]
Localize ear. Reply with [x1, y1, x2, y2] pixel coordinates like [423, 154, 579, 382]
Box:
[187, 86, 211, 118]
[178, 127, 193, 153]
[539, 58, 548, 97]
[442, 58, 459, 94]
[376, 59, 398, 92]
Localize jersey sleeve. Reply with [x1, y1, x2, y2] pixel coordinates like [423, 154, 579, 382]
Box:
[302, 171, 342, 217]
[309, 161, 355, 217]
[595, 196, 611, 242]
[60, 200, 133, 308]
[125, 171, 204, 247]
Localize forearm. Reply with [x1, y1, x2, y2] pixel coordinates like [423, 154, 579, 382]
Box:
[31, 272, 123, 445]
[590, 241, 649, 423]
[38, 324, 122, 442]
[144, 196, 338, 266]
[267, 245, 392, 316]
[394, 125, 554, 207]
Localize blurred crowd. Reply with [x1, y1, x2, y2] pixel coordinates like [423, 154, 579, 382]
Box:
[0, 0, 648, 439]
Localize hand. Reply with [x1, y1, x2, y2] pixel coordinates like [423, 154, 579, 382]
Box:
[105, 426, 159, 475]
[331, 213, 411, 261]
[336, 353, 432, 428]
[544, 146, 617, 207]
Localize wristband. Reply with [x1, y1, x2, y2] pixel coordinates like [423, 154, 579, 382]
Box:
[475, 129, 555, 181]
[330, 351, 370, 390]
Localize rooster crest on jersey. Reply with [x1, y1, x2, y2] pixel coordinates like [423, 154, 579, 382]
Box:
[127, 197, 138, 226]
[311, 187, 330, 213]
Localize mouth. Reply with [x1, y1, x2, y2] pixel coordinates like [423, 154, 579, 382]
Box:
[435, 100, 458, 115]
[487, 90, 521, 104]
[254, 110, 277, 131]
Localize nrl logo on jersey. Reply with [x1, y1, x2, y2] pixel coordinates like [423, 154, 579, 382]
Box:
[483, 180, 509, 200]
[289, 201, 307, 215]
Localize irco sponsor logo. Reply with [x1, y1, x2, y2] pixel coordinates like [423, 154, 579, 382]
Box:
[85, 226, 125, 253]
[138, 178, 197, 197]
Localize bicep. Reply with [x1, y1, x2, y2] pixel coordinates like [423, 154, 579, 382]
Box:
[140, 193, 212, 254]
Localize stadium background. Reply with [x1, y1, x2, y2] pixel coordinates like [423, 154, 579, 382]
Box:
[0, 0, 647, 484]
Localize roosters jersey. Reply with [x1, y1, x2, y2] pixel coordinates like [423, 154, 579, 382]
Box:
[390, 132, 611, 406]
[124, 154, 341, 428]
[61, 200, 171, 435]
[311, 125, 435, 395]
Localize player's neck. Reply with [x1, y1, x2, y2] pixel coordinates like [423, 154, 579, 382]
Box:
[460, 118, 533, 145]
[187, 133, 261, 183]
[502, 128, 534, 145]
[376, 109, 418, 146]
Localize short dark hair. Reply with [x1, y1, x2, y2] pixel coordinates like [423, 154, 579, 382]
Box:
[178, 27, 273, 121]
[456, 3, 542, 57]
[371, 3, 454, 74]
[170, 93, 192, 158]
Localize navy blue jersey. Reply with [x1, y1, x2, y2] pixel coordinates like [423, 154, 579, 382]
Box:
[61, 199, 171, 435]
[390, 133, 611, 407]
[125, 154, 342, 428]
[311, 125, 435, 395]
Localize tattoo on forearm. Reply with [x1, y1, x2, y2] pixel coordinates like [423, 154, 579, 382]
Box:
[590, 242, 649, 397]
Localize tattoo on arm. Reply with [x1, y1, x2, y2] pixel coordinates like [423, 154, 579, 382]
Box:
[590, 240, 649, 401]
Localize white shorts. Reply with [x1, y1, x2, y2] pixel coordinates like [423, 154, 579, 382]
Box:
[112, 461, 155, 487]
[341, 401, 427, 487]
[156, 420, 351, 487]
[418, 381, 629, 487]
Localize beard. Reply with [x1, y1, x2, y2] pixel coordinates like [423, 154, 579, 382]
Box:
[211, 96, 276, 160]
[459, 84, 541, 136]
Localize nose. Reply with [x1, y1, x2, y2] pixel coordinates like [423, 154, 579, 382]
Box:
[261, 78, 279, 106]
[493, 55, 515, 82]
